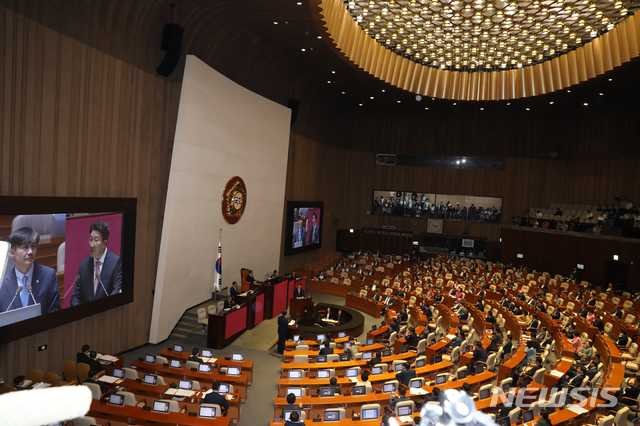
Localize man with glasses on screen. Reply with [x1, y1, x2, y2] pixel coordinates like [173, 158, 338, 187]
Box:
[70, 220, 122, 306]
[0, 227, 61, 314]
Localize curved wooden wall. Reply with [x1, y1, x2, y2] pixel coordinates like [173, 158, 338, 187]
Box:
[0, 1, 178, 380]
[315, 0, 640, 101]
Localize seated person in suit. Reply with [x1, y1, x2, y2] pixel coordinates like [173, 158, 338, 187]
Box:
[470, 341, 488, 371]
[189, 348, 204, 363]
[77, 344, 91, 365]
[405, 328, 420, 348]
[567, 366, 587, 389]
[12, 376, 27, 391]
[613, 307, 624, 319]
[485, 311, 497, 325]
[246, 270, 255, 283]
[335, 309, 346, 323]
[487, 324, 503, 352]
[70, 221, 122, 306]
[527, 314, 540, 333]
[424, 387, 440, 402]
[0, 227, 61, 314]
[534, 409, 551, 426]
[458, 308, 469, 322]
[372, 290, 382, 302]
[203, 380, 230, 414]
[229, 281, 240, 298]
[285, 411, 303, 426]
[356, 371, 372, 391]
[344, 340, 359, 360]
[616, 331, 630, 347]
[324, 307, 335, 320]
[621, 377, 640, 403]
[313, 313, 325, 327]
[316, 376, 342, 395]
[397, 308, 409, 323]
[389, 385, 411, 410]
[319, 341, 334, 356]
[592, 314, 605, 333]
[87, 351, 105, 373]
[85, 369, 109, 396]
[293, 283, 305, 298]
[223, 295, 236, 310]
[366, 352, 382, 369]
[396, 363, 417, 387]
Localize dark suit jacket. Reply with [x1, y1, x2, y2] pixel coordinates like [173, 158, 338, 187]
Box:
[278, 315, 289, 336]
[309, 224, 320, 244]
[188, 355, 204, 364]
[203, 391, 229, 411]
[77, 352, 91, 365]
[319, 347, 334, 356]
[473, 347, 488, 363]
[372, 293, 381, 302]
[70, 250, 122, 306]
[293, 288, 305, 298]
[0, 264, 61, 314]
[230, 286, 240, 297]
[224, 299, 235, 309]
[569, 374, 585, 387]
[396, 369, 417, 386]
[246, 274, 255, 283]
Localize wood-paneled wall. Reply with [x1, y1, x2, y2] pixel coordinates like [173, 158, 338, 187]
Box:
[280, 133, 640, 273]
[0, 4, 178, 380]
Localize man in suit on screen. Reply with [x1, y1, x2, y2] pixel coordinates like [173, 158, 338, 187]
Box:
[70, 220, 122, 306]
[0, 227, 61, 315]
[293, 217, 306, 247]
[308, 212, 320, 244]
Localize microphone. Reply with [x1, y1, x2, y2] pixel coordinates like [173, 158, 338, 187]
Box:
[5, 286, 23, 312]
[63, 274, 81, 299]
[26, 283, 37, 305]
[96, 273, 109, 297]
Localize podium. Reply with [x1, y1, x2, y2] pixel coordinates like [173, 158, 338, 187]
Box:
[289, 297, 314, 319]
[207, 305, 248, 349]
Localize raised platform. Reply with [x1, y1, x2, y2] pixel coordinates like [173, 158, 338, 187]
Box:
[287, 303, 364, 341]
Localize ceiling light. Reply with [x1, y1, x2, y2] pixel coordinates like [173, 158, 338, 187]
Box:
[550, 101, 554, 104]
[583, 102, 588, 106]
[331, 71, 336, 74]
[301, 48, 306, 51]
[274, 22, 278, 25]
[343, 0, 638, 72]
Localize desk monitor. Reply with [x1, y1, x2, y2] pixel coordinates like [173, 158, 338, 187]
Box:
[433, 354, 442, 364]
[498, 417, 511, 426]
[199, 405, 217, 418]
[173, 344, 184, 353]
[232, 353, 244, 361]
[362, 408, 378, 420]
[320, 387, 335, 397]
[338, 332, 346, 338]
[143, 374, 157, 385]
[227, 366, 241, 376]
[435, 375, 447, 385]
[112, 368, 125, 379]
[464, 345, 471, 353]
[198, 363, 212, 373]
[144, 354, 156, 364]
[371, 325, 377, 331]
[316, 355, 327, 363]
[382, 349, 392, 357]
[284, 411, 301, 422]
[287, 387, 303, 398]
[319, 344, 325, 350]
[372, 366, 383, 375]
[352, 385, 366, 395]
[394, 363, 404, 372]
[476, 364, 484, 374]
[339, 354, 350, 362]
[293, 335, 301, 342]
[399, 346, 409, 354]
[344, 342, 350, 349]
[201, 349, 213, 357]
[366, 338, 374, 346]
[169, 359, 182, 369]
[218, 383, 230, 394]
[346, 368, 358, 377]
[410, 379, 422, 388]
[108, 394, 124, 406]
[383, 383, 396, 393]
[288, 370, 303, 379]
[317, 334, 326, 341]
[317, 369, 331, 379]
[457, 369, 467, 380]
[324, 410, 341, 422]
[398, 405, 412, 416]
[178, 380, 193, 390]
[380, 321, 386, 327]
[416, 358, 427, 368]
[479, 388, 491, 400]
[152, 400, 170, 414]
[362, 352, 372, 360]
[522, 411, 534, 423]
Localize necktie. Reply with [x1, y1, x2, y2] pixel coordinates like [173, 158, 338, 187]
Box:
[20, 275, 29, 307]
[94, 261, 102, 295]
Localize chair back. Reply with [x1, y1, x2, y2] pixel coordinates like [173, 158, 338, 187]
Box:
[295, 344, 309, 351]
[598, 415, 615, 426]
[293, 355, 308, 363]
[156, 355, 168, 365]
[186, 360, 200, 370]
[360, 403, 381, 419]
[43, 372, 61, 386]
[159, 399, 180, 412]
[116, 391, 138, 406]
[84, 382, 102, 399]
[62, 360, 78, 382]
[532, 368, 546, 384]
[72, 417, 99, 426]
[123, 367, 138, 379]
[486, 353, 497, 372]
[615, 407, 629, 426]
[207, 304, 217, 315]
[27, 368, 44, 383]
[508, 407, 521, 425]
[76, 362, 90, 384]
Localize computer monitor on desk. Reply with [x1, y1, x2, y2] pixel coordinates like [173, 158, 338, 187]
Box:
[143, 374, 157, 385]
[112, 368, 125, 379]
[198, 363, 212, 373]
[201, 349, 213, 357]
[398, 405, 412, 416]
[152, 400, 170, 414]
[199, 405, 217, 418]
[218, 384, 230, 394]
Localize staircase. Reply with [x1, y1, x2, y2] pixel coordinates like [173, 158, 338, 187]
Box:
[168, 299, 222, 340]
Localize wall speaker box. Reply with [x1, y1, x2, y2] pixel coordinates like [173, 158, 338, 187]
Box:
[157, 23, 184, 78]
